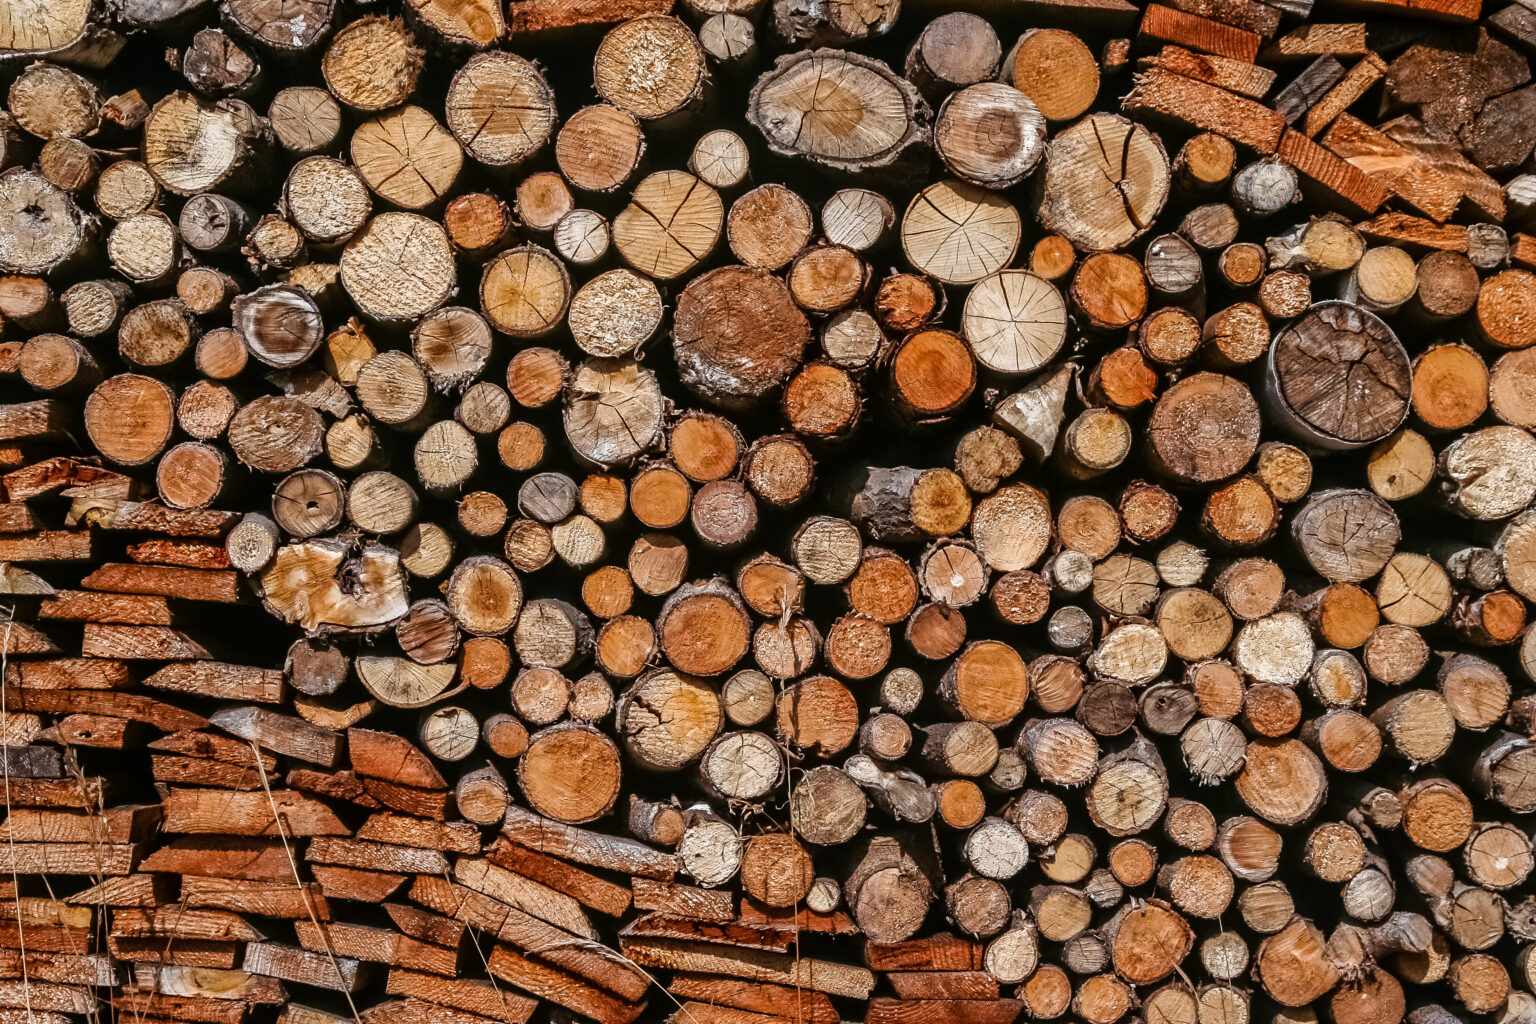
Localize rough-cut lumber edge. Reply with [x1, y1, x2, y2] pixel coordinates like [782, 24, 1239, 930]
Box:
[6, 688, 207, 730]
[1512, 233, 1536, 270]
[865, 933, 987, 971]
[908, 0, 1141, 30]
[485, 944, 645, 1024]
[80, 563, 244, 602]
[507, 0, 673, 35]
[1301, 53, 1385, 137]
[1124, 68, 1285, 153]
[1145, 45, 1278, 98]
[631, 877, 735, 920]
[1266, 22, 1370, 61]
[1140, 4, 1264, 61]
[1356, 212, 1469, 250]
[1320, 114, 1459, 222]
[1277, 128, 1390, 215]
[865, 999, 1026, 1024]
[1334, 0, 1480, 21]
[617, 932, 876, 1000]
[145, 662, 284, 703]
[1380, 115, 1506, 222]
[502, 805, 679, 880]
[68, 499, 238, 537]
[737, 901, 860, 935]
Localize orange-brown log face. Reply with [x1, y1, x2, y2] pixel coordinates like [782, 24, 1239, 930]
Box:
[893, 329, 976, 418]
[520, 726, 621, 823]
[950, 641, 1027, 725]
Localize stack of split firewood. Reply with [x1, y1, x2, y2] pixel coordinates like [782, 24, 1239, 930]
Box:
[4, 0, 1536, 1021]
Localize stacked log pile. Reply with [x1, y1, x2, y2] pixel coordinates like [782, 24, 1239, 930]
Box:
[5, 0, 1536, 1021]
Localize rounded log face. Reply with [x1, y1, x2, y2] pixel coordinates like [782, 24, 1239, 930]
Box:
[613, 170, 722, 281]
[942, 640, 1028, 726]
[777, 676, 859, 756]
[556, 104, 644, 192]
[233, 284, 324, 368]
[594, 16, 706, 122]
[446, 52, 556, 166]
[322, 16, 422, 112]
[563, 358, 663, 467]
[658, 580, 750, 676]
[1111, 900, 1194, 985]
[617, 669, 722, 770]
[963, 271, 1067, 375]
[1235, 738, 1328, 825]
[902, 180, 1021, 286]
[351, 105, 463, 210]
[1148, 373, 1262, 483]
[85, 374, 175, 466]
[341, 212, 455, 324]
[143, 92, 262, 195]
[1011, 29, 1100, 121]
[0, 170, 89, 275]
[673, 265, 810, 407]
[568, 269, 662, 358]
[1294, 489, 1402, 584]
[479, 244, 570, 337]
[935, 83, 1045, 190]
[1267, 302, 1412, 449]
[0, 0, 94, 53]
[1040, 114, 1170, 253]
[748, 50, 926, 173]
[518, 723, 622, 823]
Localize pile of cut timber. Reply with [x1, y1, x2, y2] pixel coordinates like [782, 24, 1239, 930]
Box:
[6, 0, 1536, 1022]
